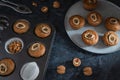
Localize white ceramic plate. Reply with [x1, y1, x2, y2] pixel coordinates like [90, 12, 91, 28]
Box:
[64, 0, 120, 54]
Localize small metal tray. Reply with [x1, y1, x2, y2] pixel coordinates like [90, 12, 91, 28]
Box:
[0, 14, 56, 80]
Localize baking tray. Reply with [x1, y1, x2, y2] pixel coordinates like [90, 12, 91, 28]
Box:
[0, 13, 56, 80]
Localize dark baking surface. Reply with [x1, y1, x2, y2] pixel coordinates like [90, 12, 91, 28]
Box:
[0, 2, 55, 80]
[0, 0, 120, 80]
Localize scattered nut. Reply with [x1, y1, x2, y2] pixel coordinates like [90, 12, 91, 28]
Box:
[73, 58, 81, 67]
[57, 65, 66, 74]
[16, 23, 25, 29]
[32, 2, 38, 7]
[84, 33, 95, 40]
[0, 63, 8, 74]
[31, 43, 40, 51]
[73, 17, 80, 25]
[8, 40, 22, 54]
[41, 6, 49, 13]
[110, 18, 118, 24]
[83, 67, 93, 76]
[108, 34, 116, 43]
[41, 26, 50, 34]
[90, 13, 97, 22]
[53, 1, 60, 8]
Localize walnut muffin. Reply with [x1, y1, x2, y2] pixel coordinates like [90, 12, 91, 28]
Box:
[105, 17, 120, 31]
[69, 15, 85, 30]
[103, 31, 119, 46]
[82, 30, 99, 45]
[87, 11, 102, 26]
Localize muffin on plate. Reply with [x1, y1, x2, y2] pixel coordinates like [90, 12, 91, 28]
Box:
[83, 0, 97, 10]
[0, 58, 15, 76]
[87, 11, 102, 26]
[13, 19, 30, 34]
[82, 30, 99, 45]
[103, 31, 119, 46]
[69, 15, 85, 30]
[35, 23, 51, 38]
[28, 42, 46, 58]
[105, 17, 120, 31]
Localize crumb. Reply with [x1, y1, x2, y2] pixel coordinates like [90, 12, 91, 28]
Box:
[32, 2, 38, 7]
[57, 65, 66, 74]
[73, 58, 81, 67]
[53, 1, 60, 8]
[83, 67, 93, 76]
[41, 6, 48, 13]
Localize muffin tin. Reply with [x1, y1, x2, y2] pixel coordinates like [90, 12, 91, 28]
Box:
[0, 14, 55, 80]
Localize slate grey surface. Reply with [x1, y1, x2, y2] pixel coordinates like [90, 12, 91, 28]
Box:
[0, 0, 120, 80]
[45, 0, 120, 80]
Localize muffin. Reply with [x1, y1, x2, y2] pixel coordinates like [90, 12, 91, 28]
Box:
[69, 15, 85, 30]
[103, 31, 119, 46]
[57, 65, 66, 74]
[82, 30, 99, 45]
[73, 58, 81, 67]
[13, 19, 30, 34]
[28, 42, 46, 58]
[105, 17, 120, 31]
[83, 0, 97, 10]
[35, 23, 51, 38]
[87, 11, 102, 26]
[83, 67, 93, 76]
[0, 58, 15, 76]
[5, 37, 24, 54]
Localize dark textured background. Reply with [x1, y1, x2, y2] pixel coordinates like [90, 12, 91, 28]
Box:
[44, 0, 120, 80]
[1, 0, 120, 80]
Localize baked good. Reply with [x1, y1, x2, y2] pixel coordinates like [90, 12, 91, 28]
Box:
[57, 65, 66, 74]
[83, 0, 97, 10]
[7, 40, 23, 54]
[35, 23, 51, 38]
[13, 19, 30, 34]
[28, 42, 46, 58]
[41, 6, 48, 13]
[105, 17, 120, 31]
[103, 31, 119, 46]
[69, 15, 85, 30]
[53, 1, 60, 8]
[82, 30, 99, 45]
[83, 67, 93, 76]
[32, 1, 38, 7]
[0, 58, 15, 76]
[73, 58, 81, 67]
[87, 11, 102, 26]
[5, 38, 24, 54]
